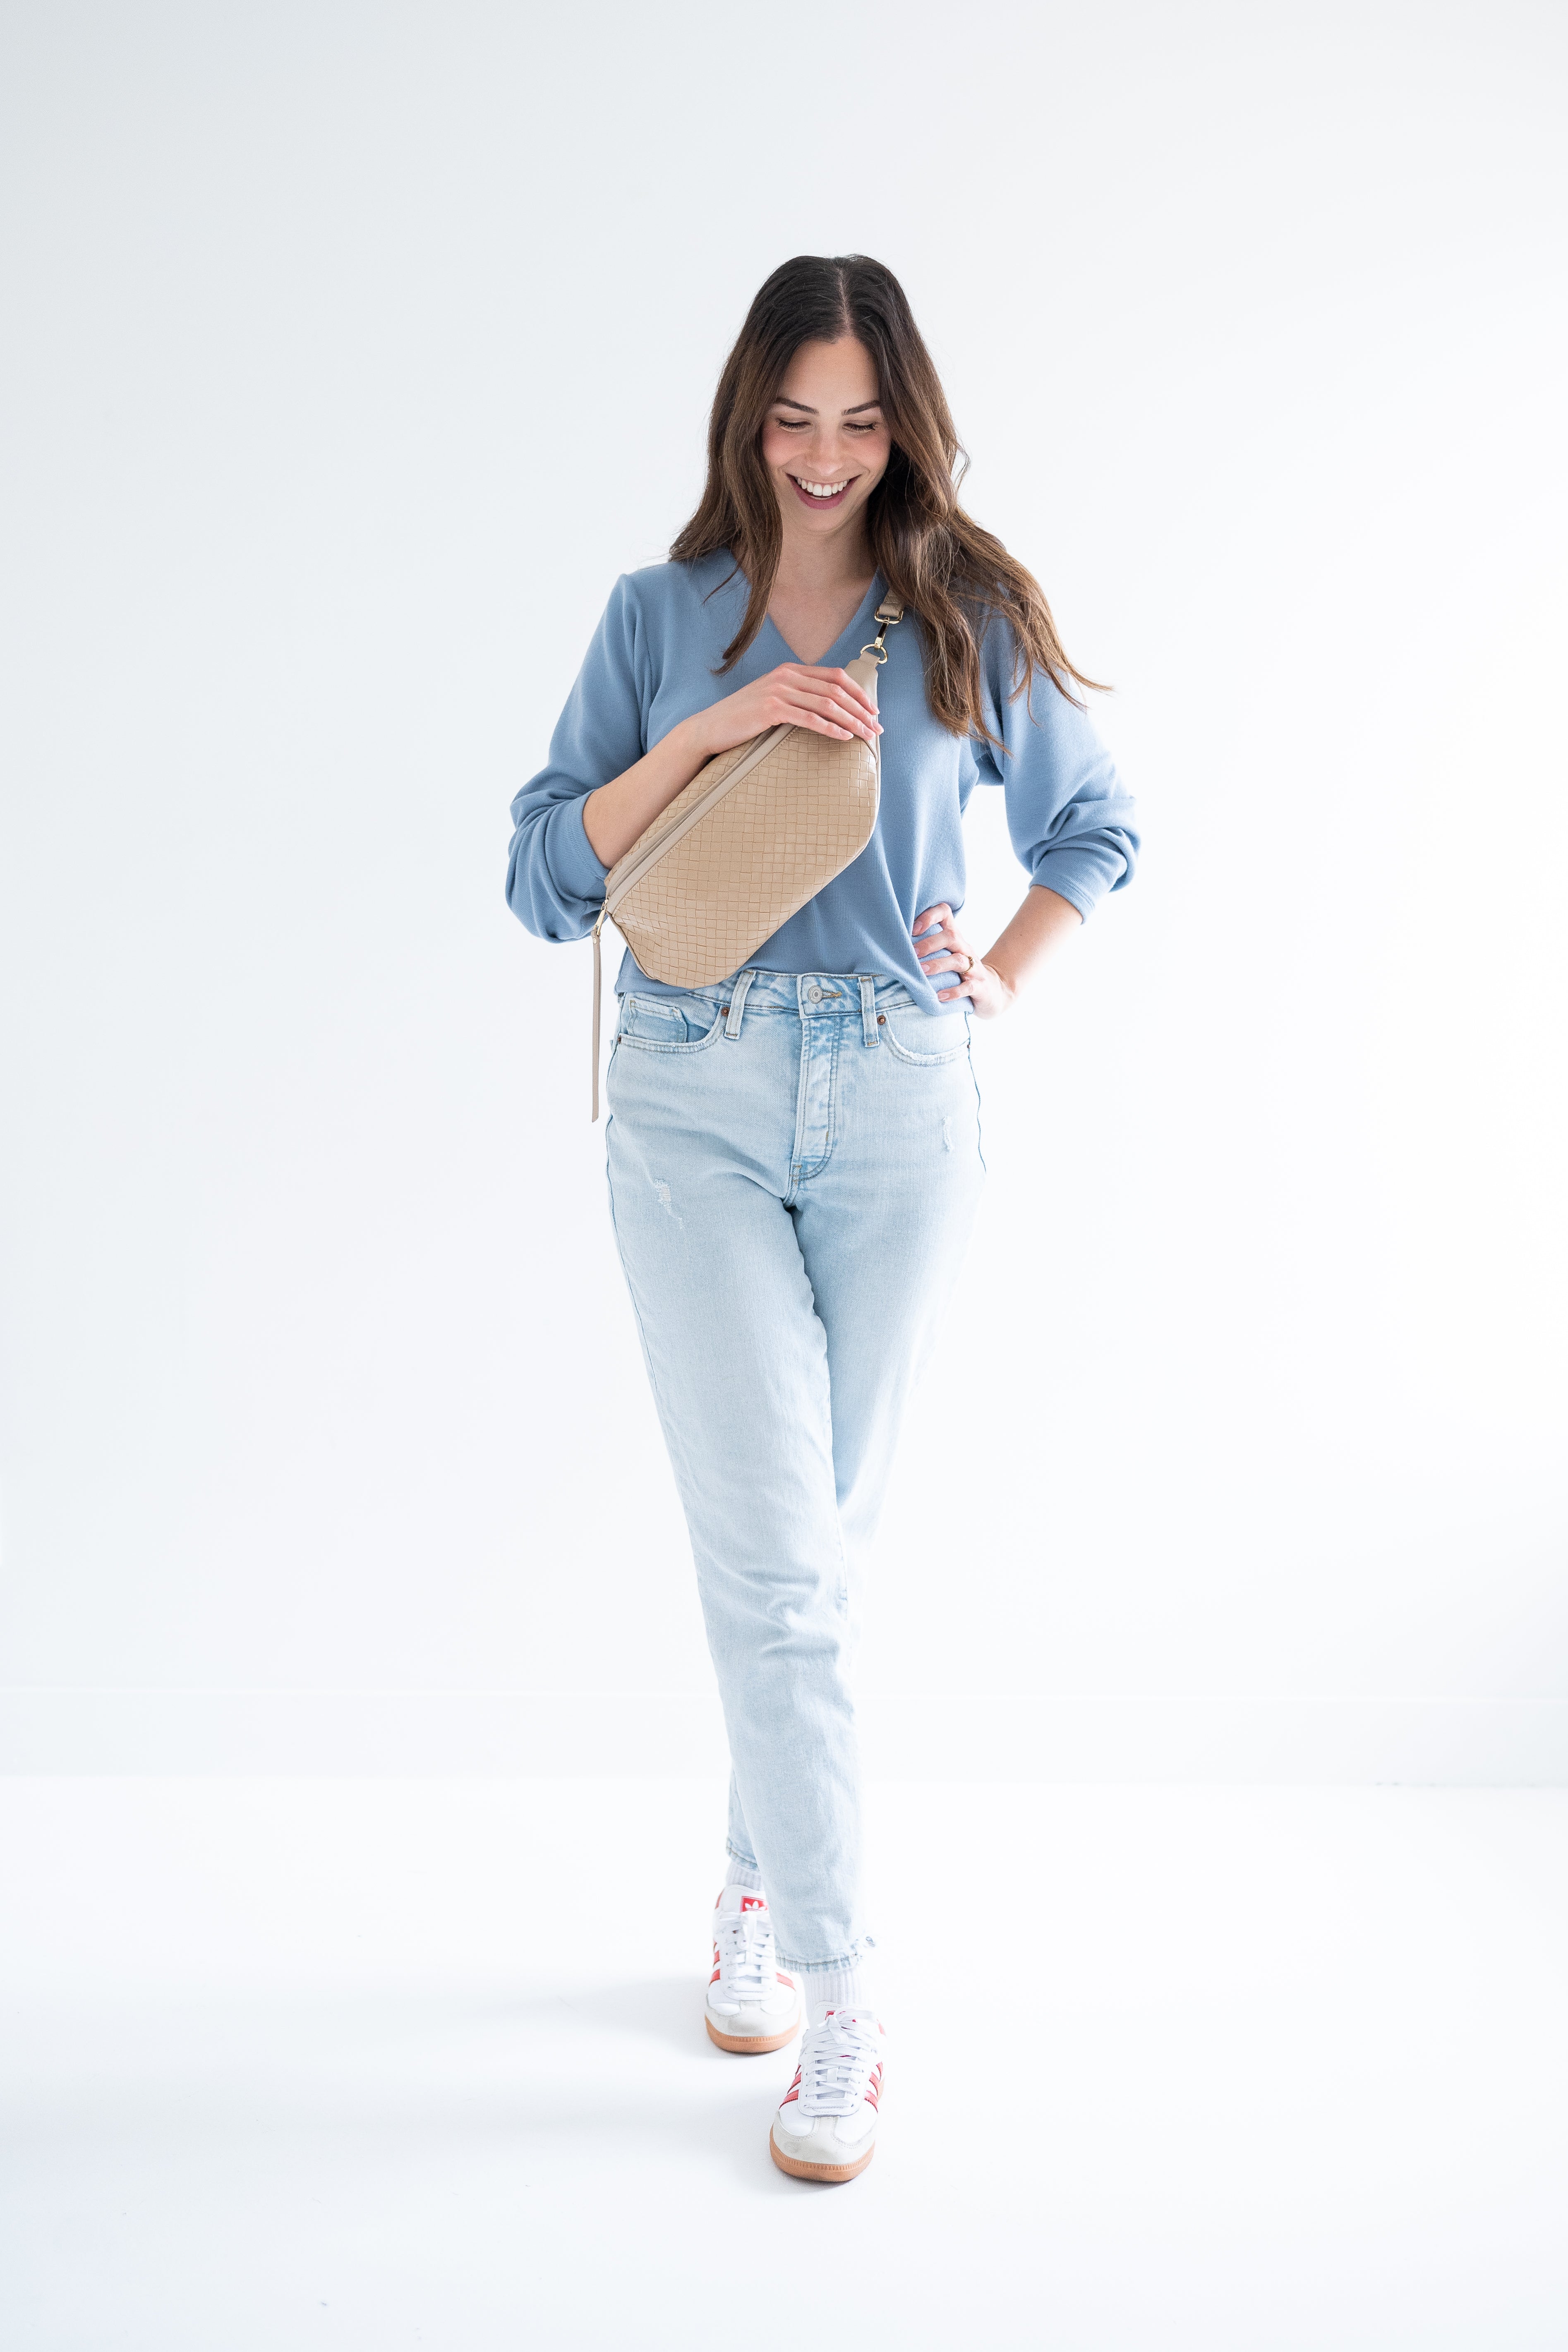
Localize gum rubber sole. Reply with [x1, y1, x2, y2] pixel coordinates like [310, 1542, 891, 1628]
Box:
[705, 2012, 800, 2055]
[769, 2127, 876, 2183]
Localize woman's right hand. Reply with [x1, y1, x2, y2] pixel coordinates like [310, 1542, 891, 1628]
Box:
[688, 664, 882, 761]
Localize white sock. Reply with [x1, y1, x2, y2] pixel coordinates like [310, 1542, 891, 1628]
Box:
[798, 1963, 874, 2026]
[722, 1852, 763, 1894]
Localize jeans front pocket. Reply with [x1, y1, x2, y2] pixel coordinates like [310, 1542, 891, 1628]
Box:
[880, 1004, 971, 1065]
[615, 993, 728, 1054]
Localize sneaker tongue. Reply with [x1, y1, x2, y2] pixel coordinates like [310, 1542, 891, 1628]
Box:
[718, 1885, 769, 1915]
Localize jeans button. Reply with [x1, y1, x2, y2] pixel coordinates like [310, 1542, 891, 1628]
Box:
[806, 985, 822, 1002]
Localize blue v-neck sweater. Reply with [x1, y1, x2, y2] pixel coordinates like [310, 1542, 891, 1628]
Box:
[507, 554, 1139, 1007]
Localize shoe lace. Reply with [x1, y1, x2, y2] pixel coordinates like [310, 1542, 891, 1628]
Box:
[796, 2013, 881, 2117]
[714, 1905, 777, 2001]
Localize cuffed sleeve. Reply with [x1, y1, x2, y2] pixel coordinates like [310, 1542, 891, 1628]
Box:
[506, 575, 648, 942]
[973, 619, 1140, 920]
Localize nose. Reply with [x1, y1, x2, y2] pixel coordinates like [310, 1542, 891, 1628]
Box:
[803, 432, 852, 477]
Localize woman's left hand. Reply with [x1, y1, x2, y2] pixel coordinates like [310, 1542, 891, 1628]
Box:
[912, 904, 1014, 1019]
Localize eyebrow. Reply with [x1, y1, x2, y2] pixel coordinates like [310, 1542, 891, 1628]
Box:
[772, 397, 883, 414]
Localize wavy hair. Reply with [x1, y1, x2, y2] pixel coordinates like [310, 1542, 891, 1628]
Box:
[670, 254, 1102, 741]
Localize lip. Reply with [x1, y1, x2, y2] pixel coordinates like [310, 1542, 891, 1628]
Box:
[786, 473, 855, 512]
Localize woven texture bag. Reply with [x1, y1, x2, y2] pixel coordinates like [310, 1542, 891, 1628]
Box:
[590, 595, 903, 1115]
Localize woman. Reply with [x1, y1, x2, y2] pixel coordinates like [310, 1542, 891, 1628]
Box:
[507, 254, 1138, 2183]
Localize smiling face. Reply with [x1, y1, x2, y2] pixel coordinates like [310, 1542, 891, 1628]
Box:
[760, 336, 891, 544]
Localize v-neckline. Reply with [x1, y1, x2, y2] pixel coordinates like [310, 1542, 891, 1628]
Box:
[762, 573, 883, 669]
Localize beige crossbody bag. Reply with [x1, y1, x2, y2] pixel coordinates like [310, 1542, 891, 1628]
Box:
[589, 595, 904, 1116]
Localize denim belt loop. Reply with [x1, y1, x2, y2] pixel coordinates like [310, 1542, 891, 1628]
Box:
[859, 975, 879, 1048]
[724, 971, 756, 1040]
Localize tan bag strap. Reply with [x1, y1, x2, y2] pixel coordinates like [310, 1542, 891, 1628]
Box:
[590, 907, 631, 1122]
[592, 916, 604, 1122]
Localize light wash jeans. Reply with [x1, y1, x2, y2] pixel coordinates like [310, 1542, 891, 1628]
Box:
[604, 967, 984, 1976]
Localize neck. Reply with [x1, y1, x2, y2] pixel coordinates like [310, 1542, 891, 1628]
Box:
[771, 518, 875, 602]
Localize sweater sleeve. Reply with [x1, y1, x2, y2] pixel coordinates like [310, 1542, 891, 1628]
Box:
[972, 619, 1139, 919]
[506, 575, 650, 942]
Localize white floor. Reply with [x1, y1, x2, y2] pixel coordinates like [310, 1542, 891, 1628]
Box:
[2, 1779, 1566, 2350]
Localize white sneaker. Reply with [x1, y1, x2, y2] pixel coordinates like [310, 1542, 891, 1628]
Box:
[705, 1887, 801, 2055]
[769, 2009, 885, 2182]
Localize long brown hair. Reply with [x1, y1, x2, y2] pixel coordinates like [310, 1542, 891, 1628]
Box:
[670, 254, 1102, 741]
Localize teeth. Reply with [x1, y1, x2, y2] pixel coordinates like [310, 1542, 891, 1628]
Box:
[800, 479, 847, 497]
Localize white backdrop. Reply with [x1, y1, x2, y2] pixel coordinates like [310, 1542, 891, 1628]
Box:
[2, 0, 1564, 1776]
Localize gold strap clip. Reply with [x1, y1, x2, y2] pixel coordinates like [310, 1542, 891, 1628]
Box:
[859, 594, 905, 666]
